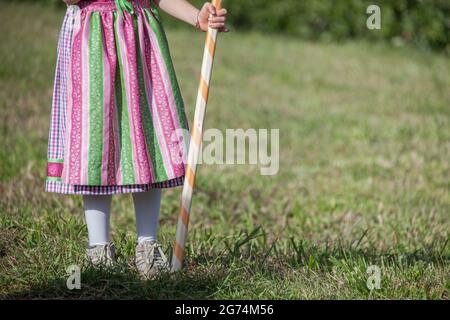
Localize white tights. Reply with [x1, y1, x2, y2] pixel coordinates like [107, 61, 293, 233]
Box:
[83, 189, 162, 246]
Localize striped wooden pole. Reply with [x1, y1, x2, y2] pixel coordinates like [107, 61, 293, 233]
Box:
[171, 0, 222, 272]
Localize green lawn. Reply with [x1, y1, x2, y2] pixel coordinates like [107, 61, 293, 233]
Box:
[0, 2, 449, 299]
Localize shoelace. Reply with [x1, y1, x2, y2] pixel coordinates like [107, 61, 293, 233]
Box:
[115, 0, 134, 17]
[89, 244, 114, 263]
[143, 242, 168, 268]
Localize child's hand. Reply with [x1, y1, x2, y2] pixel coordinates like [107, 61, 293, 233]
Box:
[197, 2, 229, 32]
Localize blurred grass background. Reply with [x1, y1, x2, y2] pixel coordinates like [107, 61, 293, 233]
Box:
[0, 1, 449, 299]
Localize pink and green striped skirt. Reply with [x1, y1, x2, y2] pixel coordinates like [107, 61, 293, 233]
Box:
[46, 0, 188, 195]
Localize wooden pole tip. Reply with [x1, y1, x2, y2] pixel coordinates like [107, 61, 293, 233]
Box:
[212, 0, 222, 11]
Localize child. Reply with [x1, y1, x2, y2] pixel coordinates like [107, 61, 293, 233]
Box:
[46, 0, 227, 278]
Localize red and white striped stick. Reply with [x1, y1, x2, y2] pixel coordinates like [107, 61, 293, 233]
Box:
[171, 0, 223, 272]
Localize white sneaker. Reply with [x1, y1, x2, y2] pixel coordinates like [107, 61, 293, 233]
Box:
[86, 242, 117, 266]
[135, 240, 169, 278]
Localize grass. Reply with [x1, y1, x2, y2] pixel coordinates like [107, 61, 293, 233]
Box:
[0, 2, 449, 299]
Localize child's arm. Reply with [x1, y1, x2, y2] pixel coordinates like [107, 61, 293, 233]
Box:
[154, 0, 228, 32]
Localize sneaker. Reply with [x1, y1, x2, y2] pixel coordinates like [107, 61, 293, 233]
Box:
[86, 242, 117, 266]
[135, 240, 169, 278]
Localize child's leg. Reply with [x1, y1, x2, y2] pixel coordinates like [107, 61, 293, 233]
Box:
[132, 189, 162, 243]
[83, 195, 112, 246]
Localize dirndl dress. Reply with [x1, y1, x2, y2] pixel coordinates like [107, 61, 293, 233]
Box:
[45, 0, 189, 195]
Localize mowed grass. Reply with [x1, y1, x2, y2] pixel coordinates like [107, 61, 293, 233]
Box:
[0, 2, 449, 299]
